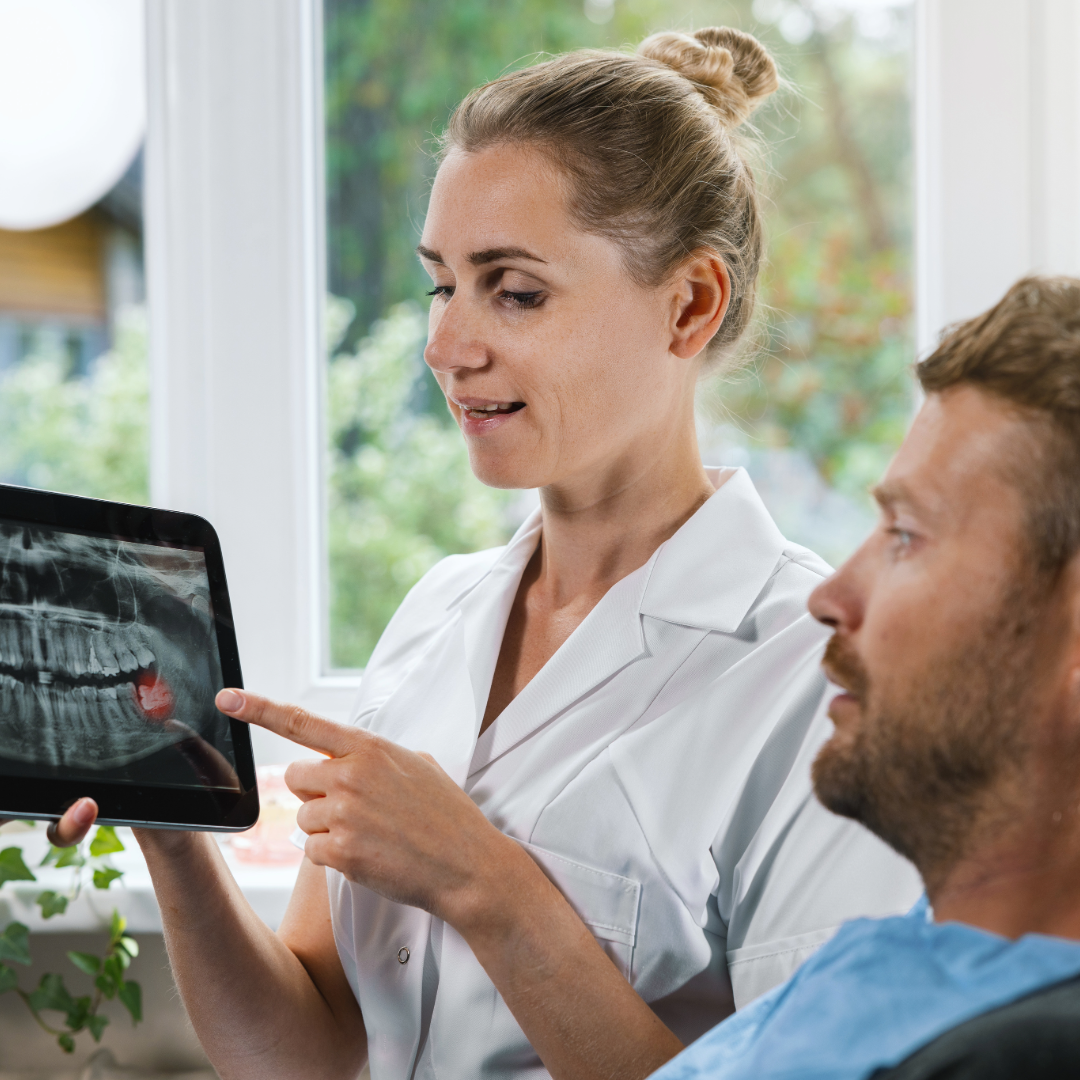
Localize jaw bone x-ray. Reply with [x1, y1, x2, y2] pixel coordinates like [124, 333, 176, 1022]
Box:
[0, 522, 236, 786]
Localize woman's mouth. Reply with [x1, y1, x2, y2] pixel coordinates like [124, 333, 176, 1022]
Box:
[461, 401, 525, 419]
[455, 399, 526, 434]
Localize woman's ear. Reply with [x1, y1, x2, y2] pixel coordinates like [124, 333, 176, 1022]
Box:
[668, 254, 731, 360]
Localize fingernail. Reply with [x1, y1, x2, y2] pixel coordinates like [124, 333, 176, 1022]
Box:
[73, 799, 95, 825]
[217, 689, 244, 713]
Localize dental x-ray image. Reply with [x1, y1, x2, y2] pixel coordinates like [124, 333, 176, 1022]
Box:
[0, 520, 239, 790]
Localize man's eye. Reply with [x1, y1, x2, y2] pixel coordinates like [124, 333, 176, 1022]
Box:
[888, 527, 916, 552]
[498, 290, 542, 309]
[426, 286, 453, 300]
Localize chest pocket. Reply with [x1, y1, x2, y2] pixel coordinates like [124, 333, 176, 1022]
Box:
[519, 840, 641, 981]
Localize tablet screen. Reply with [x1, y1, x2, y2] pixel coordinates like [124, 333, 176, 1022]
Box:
[0, 519, 240, 793]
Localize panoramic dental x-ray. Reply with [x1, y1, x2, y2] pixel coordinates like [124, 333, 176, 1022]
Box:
[0, 522, 235, 787]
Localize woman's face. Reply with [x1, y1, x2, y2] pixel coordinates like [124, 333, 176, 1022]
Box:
[420, 144, 705, 497]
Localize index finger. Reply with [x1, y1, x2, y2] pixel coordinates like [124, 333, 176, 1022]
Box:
[216, 689, 360, 757]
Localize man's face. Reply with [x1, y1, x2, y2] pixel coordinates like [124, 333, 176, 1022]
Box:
[809, 385, 1065, 884]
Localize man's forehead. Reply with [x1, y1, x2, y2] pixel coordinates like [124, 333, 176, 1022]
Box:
[879, 386, 1029, 521]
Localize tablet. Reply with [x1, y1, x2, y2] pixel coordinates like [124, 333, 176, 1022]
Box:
[0, 485, 258, 831]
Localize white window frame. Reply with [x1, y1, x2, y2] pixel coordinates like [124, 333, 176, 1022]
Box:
[915, 0, 1080, 353]
[144, 0, 1080, 764]
[145, 0, 350, 767]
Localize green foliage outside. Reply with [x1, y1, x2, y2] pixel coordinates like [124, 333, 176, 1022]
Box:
[0, 1, 916, 670]
[0, 827, 142, 1054]
[0, 308, 149, 504]
[326, 299, 517, 665]
[323, 0, 916, 665]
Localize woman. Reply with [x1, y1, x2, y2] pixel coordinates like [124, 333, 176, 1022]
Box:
[49, 26, 920, 1080]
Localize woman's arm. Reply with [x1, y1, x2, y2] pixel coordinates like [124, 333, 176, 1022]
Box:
[226, 691, 684, 1080]
[45, 801, 367, 1080]
[451, 835, 684, 1080]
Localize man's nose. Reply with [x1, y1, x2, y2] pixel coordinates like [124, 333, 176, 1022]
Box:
[424, 297, 490, 374]
[808, 546, 868, 633]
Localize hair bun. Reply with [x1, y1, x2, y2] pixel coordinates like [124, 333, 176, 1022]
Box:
[638, 27, 779, 127]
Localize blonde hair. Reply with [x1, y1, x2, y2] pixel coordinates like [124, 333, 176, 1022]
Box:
[440, 27, 779, 371]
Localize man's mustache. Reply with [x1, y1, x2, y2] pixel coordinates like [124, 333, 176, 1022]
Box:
[822, 634, 870, 702]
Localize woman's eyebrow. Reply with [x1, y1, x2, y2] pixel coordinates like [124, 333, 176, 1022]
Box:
[467, 246, 547, 266]
[414, 244, 547, 267]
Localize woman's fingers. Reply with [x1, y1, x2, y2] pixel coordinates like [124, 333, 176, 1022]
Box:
[216, 689, 362, 758]
[46, 797, 98, 848]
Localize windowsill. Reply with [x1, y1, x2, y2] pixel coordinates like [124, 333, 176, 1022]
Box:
[0, 824, 301, 934]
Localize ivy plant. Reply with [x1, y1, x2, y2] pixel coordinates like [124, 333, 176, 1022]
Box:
[0, 825, 142, 1054]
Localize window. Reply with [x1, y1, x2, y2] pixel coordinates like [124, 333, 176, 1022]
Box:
[321, 0, 915, 670]
[0, 0, 148, 505]
[143, 1, 1080, 726]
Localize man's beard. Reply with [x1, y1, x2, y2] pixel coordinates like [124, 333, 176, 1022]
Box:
[812, 585, 1043, 887]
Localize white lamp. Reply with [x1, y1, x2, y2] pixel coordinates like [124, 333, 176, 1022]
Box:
[0, 0, 146, 232]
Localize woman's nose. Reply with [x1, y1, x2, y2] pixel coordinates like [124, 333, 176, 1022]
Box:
[424, 298, 490, 374]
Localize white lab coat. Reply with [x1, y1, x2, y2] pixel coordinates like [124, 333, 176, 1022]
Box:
[327, 467, 922, 1080]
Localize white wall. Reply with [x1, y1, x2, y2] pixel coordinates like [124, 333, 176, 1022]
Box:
[917, 0, 1080, 352]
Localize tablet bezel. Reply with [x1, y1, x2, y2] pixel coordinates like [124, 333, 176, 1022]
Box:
[0, 484, 258, 831]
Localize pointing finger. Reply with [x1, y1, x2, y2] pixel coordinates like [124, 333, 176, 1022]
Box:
[216, 689, 361, 758]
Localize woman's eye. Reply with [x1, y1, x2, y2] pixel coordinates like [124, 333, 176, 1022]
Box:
[498, 290, 543, 309]
[426, 285, 454, 300]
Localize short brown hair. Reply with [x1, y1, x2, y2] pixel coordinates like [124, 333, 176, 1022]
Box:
[440, 28, 779, 372]
[917, 275, 1080, 574]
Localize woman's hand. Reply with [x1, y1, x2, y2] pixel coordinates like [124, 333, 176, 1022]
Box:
[0, 798, 98, 848]
[215, 689, 519, 928]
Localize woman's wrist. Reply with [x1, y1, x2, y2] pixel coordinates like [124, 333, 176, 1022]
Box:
[441, 830, 547, 947]
[132, 825, 206, 862]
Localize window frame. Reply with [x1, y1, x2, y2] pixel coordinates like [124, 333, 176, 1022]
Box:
[144, 0, 1080, 763]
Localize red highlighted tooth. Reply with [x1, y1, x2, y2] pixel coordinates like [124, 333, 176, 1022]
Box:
[135, 671, 174, 722]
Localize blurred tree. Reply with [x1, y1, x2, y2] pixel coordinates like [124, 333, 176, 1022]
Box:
[0, 308, 149, 505]
[0, 2, 917, 670]
[324, 0, 916, 666]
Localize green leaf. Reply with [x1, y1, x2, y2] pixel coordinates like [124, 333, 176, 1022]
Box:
[89, 826, 124, 857]
[65, 993, 92, 1031]
[0, 922, 31, 966]
[118, 936, 139, 959]
[67, 951, 101, 977]
[27, 972, 74, 1014]
[0, 846, 36, 884]
[0, 962, 18, 993]
[57, 1032, 75, 1053]
[118, 979, 142, 1023]
[35, 890, 68, 919]
[92, 867, 123, 890]
[52, 845, 84, 869]
[102, 953, 124, 986]
[87, 1012, 108, 1042]
[109, 910, 126, 941]
[94, 973, 117, 1000]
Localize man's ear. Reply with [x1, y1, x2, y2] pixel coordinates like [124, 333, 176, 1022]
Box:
[1062, 553, 1080, 713]
[668, 253, 732, 360]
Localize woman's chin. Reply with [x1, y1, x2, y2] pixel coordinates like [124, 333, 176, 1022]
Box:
[467, 452, 546, 492]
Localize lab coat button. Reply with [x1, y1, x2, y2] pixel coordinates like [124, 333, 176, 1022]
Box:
[397, 946, 410, 964]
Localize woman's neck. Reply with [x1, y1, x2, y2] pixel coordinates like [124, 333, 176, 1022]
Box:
[533, 431, 714, 608]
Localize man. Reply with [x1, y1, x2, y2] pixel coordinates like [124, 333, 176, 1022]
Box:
[650, 275, 1080, 1079]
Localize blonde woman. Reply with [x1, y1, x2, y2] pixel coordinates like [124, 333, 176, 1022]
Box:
[50, 28, 920, 1080]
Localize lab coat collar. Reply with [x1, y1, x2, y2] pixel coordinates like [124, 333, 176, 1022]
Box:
[639, 467, 788, 634]
[447, 466, 787, 636]
[445, 507, 543, 612]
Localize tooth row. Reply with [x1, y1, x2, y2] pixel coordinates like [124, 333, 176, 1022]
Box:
[0, 675, 186, 768]
[0, 618, 156, 677]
